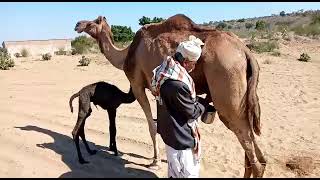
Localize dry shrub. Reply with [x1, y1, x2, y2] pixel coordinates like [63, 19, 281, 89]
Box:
[42, 53, 52, 61]
[286, 156, 315, 177]
[263, 59, 272, 64]
[298, 53, 311, 62]
[21, 48, 29, 57]
[78, 56, 91, 66]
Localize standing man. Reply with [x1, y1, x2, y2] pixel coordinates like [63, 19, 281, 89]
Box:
[151, 35, 212, 178]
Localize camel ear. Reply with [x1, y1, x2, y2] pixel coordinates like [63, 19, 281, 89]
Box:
[103, 16, 106, 21]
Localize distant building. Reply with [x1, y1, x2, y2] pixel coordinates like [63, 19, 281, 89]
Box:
[2, 39, 72, 57]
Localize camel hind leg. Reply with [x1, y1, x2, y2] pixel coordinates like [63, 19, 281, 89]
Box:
[78, 114, 98, 156]
[244, 154, 253, 178]
[131, 83, 160, 169]
[72, 94, 92, 164]
[203, 63, 265, 177]
[220, 114, 265, 178]
[241, 121, 266, 178]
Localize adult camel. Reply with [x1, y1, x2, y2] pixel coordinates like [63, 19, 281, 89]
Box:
[74, 14, 266, 177]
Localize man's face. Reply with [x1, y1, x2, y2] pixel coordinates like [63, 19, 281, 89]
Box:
[182, 59, 197, 73]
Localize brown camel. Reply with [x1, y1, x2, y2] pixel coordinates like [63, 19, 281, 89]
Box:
[74, 14, 266, 177]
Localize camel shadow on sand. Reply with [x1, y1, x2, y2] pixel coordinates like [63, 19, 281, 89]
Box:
[15, 125, 158, 178]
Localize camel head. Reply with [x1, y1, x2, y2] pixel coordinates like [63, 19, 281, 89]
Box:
[74, 16, 114, 43]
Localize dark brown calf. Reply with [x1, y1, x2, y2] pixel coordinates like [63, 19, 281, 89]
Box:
[69, 81, 135, 164]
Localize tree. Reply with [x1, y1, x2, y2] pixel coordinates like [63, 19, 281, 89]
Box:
[237, 18, 245, 22]
[139, 16, 151, 26]
[280, 11, 286, 17]
[138, 16, 165, 26]
[71, 35, 97, 54]
[111, 25, 135, 42]
[152, 17, 165, 23]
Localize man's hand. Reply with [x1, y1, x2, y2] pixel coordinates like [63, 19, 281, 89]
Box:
[197, 96, 211, 108]
[150, 89, 159, 97]
[201, 104, 216, 124]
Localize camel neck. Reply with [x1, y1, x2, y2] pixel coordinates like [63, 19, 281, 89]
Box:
[120, 86, 136, 104]
[97, 31, 129, 70]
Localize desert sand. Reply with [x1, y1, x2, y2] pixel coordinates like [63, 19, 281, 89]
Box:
[0, 37, 319, 178]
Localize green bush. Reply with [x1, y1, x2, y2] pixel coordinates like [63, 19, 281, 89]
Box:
[71, 35, 97, 55]
[42, 53, 52, 61]
[216, 22, 227, 30]
[78, 56, 91, 66]
[298, 53, 311, 62]
[55, 48, 67, 55]
[247, 40, 279, 53]
[21, 48, 29, 57]
[0, 48, 15, 70]
[255, 20, 267, 31]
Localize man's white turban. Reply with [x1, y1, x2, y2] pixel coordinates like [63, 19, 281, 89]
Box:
[176, 35, 204, 62]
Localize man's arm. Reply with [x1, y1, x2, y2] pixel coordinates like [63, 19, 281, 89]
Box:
[161, 81, 205, 121]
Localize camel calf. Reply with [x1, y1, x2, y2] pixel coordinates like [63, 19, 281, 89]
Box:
[69, 81, 136, 164]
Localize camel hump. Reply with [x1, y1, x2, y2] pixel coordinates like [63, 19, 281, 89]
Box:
[141, 14, 215, 39]
[164, 14, 216, 32]
[141, 14, 192, 37]
[164, 14, 195, 30]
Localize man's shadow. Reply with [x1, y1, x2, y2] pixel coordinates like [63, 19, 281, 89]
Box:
[15, 125, 158, 178]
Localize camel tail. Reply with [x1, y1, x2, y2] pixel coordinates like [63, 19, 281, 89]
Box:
[69, 92, 80, 113]
[246, 51, 261, 136]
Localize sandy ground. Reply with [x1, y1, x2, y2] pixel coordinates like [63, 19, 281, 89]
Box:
[0, 38, 320, 178]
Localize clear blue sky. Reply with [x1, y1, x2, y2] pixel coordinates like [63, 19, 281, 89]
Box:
[1, 2, 320, 43]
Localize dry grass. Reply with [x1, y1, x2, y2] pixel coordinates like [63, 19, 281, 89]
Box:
[285, 155, 316, 177]
[263, 59, 272, 64]
[271, 51, 281, 57]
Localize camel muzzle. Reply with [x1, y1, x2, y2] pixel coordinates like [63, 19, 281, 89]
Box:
[74, 23, 82, 32]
